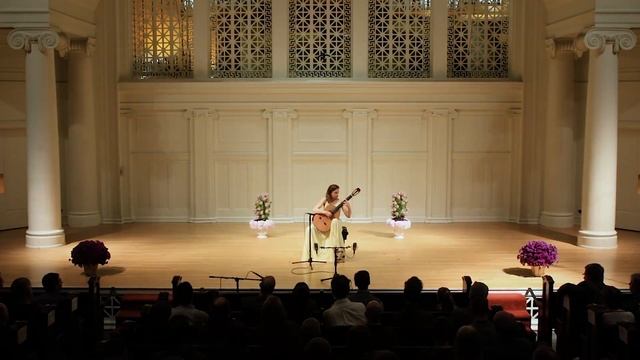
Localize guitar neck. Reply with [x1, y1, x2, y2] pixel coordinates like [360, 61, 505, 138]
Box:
[330, 195, 352, 215]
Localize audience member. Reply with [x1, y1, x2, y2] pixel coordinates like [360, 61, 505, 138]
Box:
[35, 272, 67, 306]
[349, 270, 381, 306]
[577, 263, 609, 305]
[287, 282, 319, 324]
[346, 325, 373, 358]
[601, 287, 635, 327]
[323, 275, 366, 327]
[437, 287, 457, 313]
[244, 275, 277, 324]
[303, 337, 331, 360]
[8, 277, 38, 322]
[365, 299, 383, 325]
[532, 344, 560, 360]
[0, 303, 8, 327]
[170, 281, 209, 328]
[398, 276, 433, 345]
[258, 295, 296, 359]
[454, 325, 483, 360]
[299, 317, 322, 347]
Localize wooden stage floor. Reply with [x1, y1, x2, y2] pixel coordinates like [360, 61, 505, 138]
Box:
[0, 223, 638, 291]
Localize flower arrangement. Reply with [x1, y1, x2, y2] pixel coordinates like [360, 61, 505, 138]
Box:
[69, 240, 111, 267]
[387, 192, 411, 239]
[390, 192, 408, 221]
[253, 192, 271, 221]
[517, 240, 558, 267]
[250, 193, 274, 239]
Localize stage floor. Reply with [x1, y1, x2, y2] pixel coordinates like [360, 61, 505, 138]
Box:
[0, 222, 638, 291]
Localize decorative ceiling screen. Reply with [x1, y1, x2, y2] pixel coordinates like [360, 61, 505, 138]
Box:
[132, 0, 194, 79]
[289, 0, 352, 78]
[368, 0, 431, 79]
[447, 0, 509, 78]
[209, 0, 272, 78]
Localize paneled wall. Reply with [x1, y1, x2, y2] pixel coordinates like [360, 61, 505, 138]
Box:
[116, 82, 523, 223]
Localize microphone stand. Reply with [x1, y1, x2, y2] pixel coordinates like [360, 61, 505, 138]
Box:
[292, 212, 326, 269]
[208, 275, 262, 293]
[320, 245, 351, 282]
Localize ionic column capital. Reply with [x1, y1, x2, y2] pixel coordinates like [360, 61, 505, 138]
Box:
[7, 28, 60, 54]
[57, 36, 96, 58]
[583, 28, 637, 55]
[545, 38, 583, 59]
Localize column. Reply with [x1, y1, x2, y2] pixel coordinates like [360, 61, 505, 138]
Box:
[64, 38, 101, 227]
[344, 109, 375, 220]
[7, 29, 65, 248]
[427, 109, 453, 222]
[189, 108, 216, 222]
[578, 28, 637, 249]
[540, 38, 578, 229]
[264, 109, 297, 220]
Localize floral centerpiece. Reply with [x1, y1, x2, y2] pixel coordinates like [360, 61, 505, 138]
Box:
[386, 192, 411, 240]
[69, 240, 111, 276]
[249, 192, 274, 239]
[517, 240, 558, 276]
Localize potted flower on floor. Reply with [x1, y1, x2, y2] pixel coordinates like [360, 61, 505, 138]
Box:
[386, 192, 411, 240]
[69, 240, 111, 276]
[249, 192, 274, 239]
[517, 240, 558, 277]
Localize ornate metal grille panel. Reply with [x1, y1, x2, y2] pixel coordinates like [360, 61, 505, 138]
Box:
[289, 0, 352, 78]
[447, 0, 509, 78]
[132, 0, 194, 79]
[210, 0, 272, 78]
[368, 0, 431, 79]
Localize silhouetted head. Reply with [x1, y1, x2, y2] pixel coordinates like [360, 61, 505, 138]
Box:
[10, 277, 32, 304]
[403, 276, 423, 303]
[211, 296, 231, 319]
[629, 273, 640, 295]
[354, 270, 371, 291]
[260, 295, 286, 327]
[292, 282, 310, 300]
[437, 287, 455, 312]
[455, 325, 483, 360]
[174, 281, 194, 306]
[304, 337, 331, 360]
[42, 273, 62, 293]
[532, 344, 560, 360]
[260, 276, 276, 295]
[331, 275, 351, 300]
[300, 317, 322, 341]
[365, 300, 383, 324]
[584, 263, 605, 284]
[469, 282, 489, 301]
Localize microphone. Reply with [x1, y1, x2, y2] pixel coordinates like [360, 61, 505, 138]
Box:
[352, 242, 357, 255]
[314, 243, 319, 254]
[250, 271, 264, 279]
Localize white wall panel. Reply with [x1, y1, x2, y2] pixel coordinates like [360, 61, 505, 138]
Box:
[451, 154, 511, 220]
[372, 154, 428, 220]
[0, 128, 27, 230]
[214, 157, 268, 219]
[292, 158, 348, 217]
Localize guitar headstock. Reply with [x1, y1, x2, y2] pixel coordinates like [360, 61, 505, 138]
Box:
[347, 187, 361, 200]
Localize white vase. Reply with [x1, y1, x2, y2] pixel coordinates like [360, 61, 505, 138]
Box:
[249, 219, 274, 239]
[386, 218, 411, 240]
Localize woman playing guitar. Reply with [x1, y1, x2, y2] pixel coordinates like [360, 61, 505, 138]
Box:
[300, 184, 359, 263]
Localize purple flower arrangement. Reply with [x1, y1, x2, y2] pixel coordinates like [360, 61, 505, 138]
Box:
[391, 192, 408, 221]
[517, 240, 558, 267]
[254, 192, 271, 221]
[69, 240, 111, 267]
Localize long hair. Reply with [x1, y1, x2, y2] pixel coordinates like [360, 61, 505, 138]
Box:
[325, 184, 340, 203]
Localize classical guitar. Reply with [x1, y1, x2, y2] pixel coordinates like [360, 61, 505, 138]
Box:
[312, 187, 361, 233]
